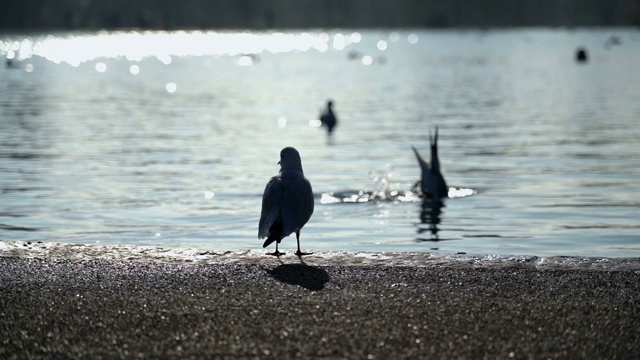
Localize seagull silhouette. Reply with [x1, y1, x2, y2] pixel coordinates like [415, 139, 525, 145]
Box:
[412, 127, 448, 200]
[259, 147, 315, 256]
[319, 100, 338, 134]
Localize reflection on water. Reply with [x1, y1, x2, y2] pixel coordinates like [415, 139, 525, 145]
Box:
[416, 199, 445, 241]
[321, 182, 474, 245]
[1, 28, 640, 257]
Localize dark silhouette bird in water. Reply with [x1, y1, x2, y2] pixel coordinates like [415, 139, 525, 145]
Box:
[576, 47, 588, 63]
[319, 100, 338, 134]
[5, 59, 19, 69]
[412, 127, 448, 200]
[605, 35, 622, 50]
[259, 147, 314, 256]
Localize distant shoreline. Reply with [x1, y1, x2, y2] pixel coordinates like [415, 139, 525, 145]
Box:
[2, 0, 639, 31]
[1, 25, 639, 34]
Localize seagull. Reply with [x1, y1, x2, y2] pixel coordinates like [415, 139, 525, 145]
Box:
[259, 147, 315, 256]
[412, 127, 448, 200]
[319, 100, 338, 134]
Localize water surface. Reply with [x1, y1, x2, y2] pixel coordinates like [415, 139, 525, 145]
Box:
[1, 28, 639, 257]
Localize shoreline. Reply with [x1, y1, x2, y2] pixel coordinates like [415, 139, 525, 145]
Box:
[2, 240, 640, 271]
[2, 240, 640, 358]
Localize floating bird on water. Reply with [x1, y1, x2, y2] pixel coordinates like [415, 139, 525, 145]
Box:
[575, 47, 588, 63]
[259, 147, 314, 256]
[319, 100, 338, 134]
[5, 59, 19, 69]
[412, 127, 448, 200]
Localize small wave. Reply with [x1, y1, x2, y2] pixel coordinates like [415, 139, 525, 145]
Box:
[320, 189, 420, 204]
[0, 223, 42, 232]
[320, 186, 476, 204]
[2, 240, 640, 272]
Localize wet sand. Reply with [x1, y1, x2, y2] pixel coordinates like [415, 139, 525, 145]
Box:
[1, 241, 639, 359]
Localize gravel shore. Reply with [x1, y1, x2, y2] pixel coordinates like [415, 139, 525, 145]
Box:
[1, 242, 639, 359]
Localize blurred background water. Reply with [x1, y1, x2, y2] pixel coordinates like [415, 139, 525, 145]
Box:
[1, 28, 639, 257]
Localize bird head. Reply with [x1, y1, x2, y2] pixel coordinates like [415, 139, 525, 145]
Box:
[279, 147, 303, 172]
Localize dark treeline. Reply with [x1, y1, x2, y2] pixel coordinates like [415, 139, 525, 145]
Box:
[1, 0, 640, 31]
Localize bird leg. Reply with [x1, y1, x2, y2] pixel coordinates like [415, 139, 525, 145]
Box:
[294, 230, 312, 256]
[266, 241, 284, 256]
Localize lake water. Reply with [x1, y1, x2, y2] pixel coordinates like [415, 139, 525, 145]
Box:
[1, 28, 639, 257]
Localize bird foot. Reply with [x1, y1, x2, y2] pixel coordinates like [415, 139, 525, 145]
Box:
[266, 250, 284, 256]
[295, 250, 312, 257]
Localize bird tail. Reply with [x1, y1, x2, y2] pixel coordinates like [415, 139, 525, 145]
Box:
[429, 127, 441, 172]
[262, 219, 284, 248]
[262, 235, 282, 248]
[430, 127, 439, 147]
[262, 236, 276, 247]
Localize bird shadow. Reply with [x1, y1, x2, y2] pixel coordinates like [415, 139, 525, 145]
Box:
[266, 260, 330, 291]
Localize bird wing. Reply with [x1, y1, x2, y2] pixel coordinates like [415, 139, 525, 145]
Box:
[258, 175, 283, 239]
[280, 174, 314, 236]
[413, 146, 448, 198]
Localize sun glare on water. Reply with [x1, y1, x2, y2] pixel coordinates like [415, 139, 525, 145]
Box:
[0, 30, 366, 67]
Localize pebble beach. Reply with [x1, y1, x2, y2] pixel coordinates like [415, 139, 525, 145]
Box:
[1, 241, 640, 359]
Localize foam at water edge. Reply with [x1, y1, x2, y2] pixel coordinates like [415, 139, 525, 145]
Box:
[1, 240, 639, 272]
